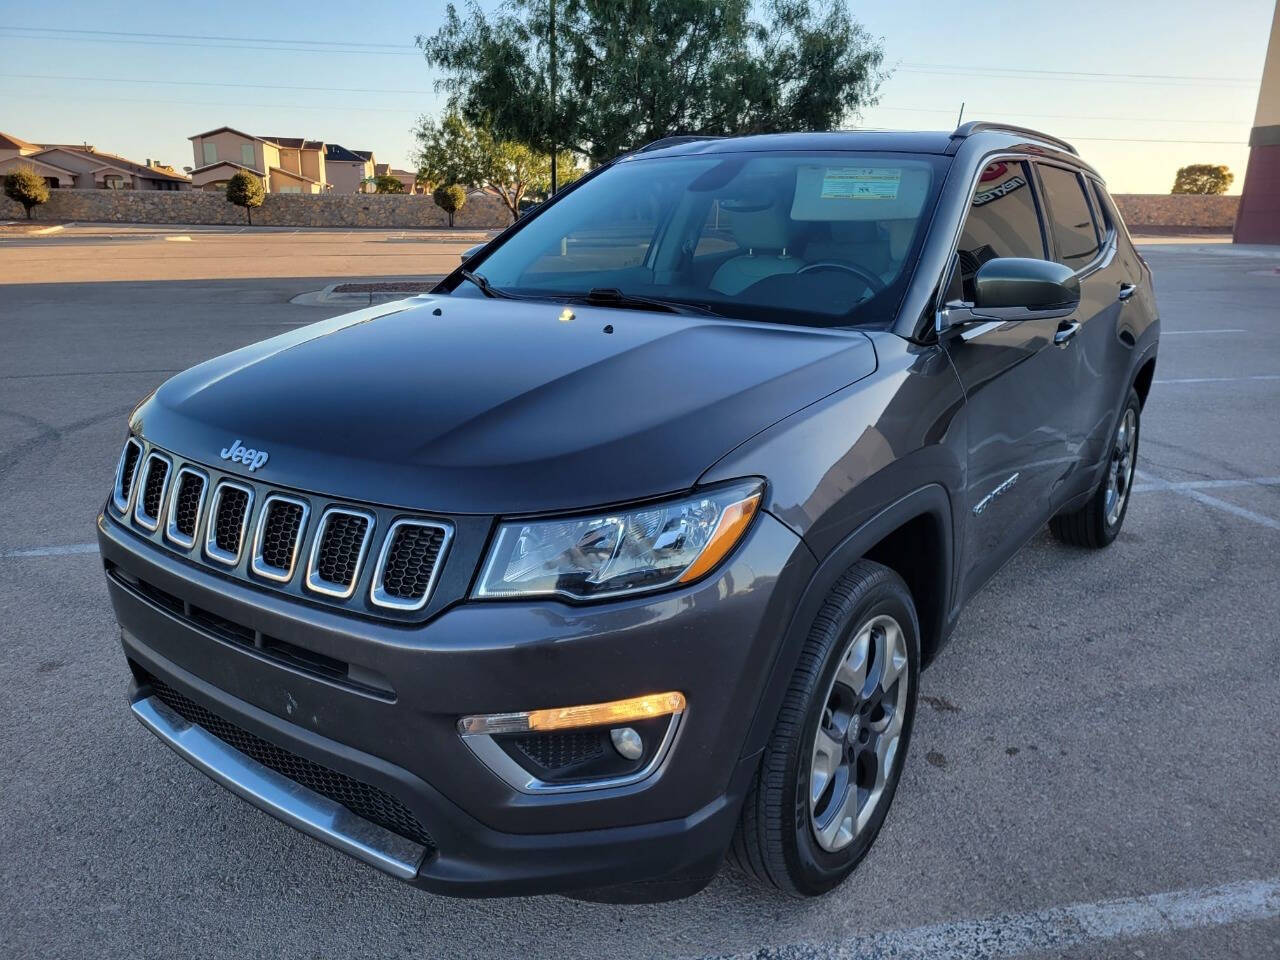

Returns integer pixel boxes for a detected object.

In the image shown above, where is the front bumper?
[99,507,813,898]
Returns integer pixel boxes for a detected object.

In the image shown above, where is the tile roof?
[0,131,40,151]
[33,145,191,182]
[325,143,367,163]
[189,160,264,176]
[189,126,264,143]
[264,137,326,150]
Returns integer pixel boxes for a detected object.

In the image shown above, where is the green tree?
[433,183,468,226]
[418,0,885,167]
[4,165,50,220]
[415,110,580,221]
[226,171,266,224]
[364,173,407,194]
[1171,164,1233,195]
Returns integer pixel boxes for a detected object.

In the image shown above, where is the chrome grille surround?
[113,437,144,514]
[370,519,454,612]
[305,507,376,600]
[250,494,311,584]
[204,480,255,567]
[164,466,208,550]
[132,452,173,532]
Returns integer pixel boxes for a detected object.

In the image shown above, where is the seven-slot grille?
[132,453,172,531]
[306,509,375,599]
[165,467,207,549]
[371,520,452,611]
[251,495,309,582]
[110,439,452,615]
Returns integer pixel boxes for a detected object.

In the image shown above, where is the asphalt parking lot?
[1,226,1277,959]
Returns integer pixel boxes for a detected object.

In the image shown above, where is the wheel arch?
[1133,354,1157,408]
[741,484,954,761]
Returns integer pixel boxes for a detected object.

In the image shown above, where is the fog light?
[610,726,643,760]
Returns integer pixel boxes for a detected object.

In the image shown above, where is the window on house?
[241,143,255,167]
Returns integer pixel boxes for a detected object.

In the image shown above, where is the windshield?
[452,151,948,327]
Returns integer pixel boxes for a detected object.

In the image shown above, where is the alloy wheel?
[1105,407,1137,527]
[808,614,910,852]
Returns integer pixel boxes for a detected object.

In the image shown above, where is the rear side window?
[1038,164,1101,268]
[955,160,1045,299]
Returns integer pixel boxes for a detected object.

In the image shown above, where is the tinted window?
[1089,179,1117,235]
[459,152,947,328]
[1039,165,1101,268]
[955,160,1044,300]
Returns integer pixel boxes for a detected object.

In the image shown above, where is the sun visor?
[790,163,932,221]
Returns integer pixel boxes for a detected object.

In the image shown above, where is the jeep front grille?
[133,452,171,531]
[205,481,253,566]
[251,495,309,583]
[108,440,453,618]
[306,508,374,599]
[370,520,452,611]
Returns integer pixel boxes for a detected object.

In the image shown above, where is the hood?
[135,296,878,514]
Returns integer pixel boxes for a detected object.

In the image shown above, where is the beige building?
[188,128,327,193]
[375,162,424,194]
[324,144,376,194]
[0,131,190,190]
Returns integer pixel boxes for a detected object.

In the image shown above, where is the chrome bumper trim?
[131,694,426,880]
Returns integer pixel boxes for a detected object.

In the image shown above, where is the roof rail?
[634,135,724,154]
[950,121,1077,156]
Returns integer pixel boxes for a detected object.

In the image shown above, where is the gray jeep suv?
[98,122,1158,902]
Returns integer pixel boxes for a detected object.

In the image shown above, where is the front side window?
[461,151,947,327]
[954,160,1045,300]
[1038,164,1101,268]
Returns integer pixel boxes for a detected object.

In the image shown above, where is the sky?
[0,0,1272,194]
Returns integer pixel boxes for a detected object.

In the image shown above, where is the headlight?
[475,480,763,600]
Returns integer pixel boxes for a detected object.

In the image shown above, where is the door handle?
[1054,321,1081,346]
[1118,283,1137,302]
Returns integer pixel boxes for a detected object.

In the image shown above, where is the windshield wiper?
[574,287,719,316]
[459,269,523,300]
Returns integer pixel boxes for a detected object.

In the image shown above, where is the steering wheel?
[797,261,886,295]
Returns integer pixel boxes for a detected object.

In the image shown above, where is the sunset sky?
[0,0,1271,194]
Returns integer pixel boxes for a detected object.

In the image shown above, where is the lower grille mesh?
[144,671,434,850]
[514,730,607,771]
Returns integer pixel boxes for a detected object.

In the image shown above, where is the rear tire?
[1050,388,1141,549]
[730,560,920,897]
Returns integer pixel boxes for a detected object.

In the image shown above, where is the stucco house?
[188,128,327,193]
[0,131,190,190]
[324,144,376,194]
[375,162,424,194]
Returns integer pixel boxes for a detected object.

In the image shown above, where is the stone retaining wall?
[1,187,1238,232]
[0,188,515,228]
[1111,194,1238,230]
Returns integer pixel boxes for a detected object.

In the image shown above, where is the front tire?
[1050,388,1141,548]
[730,560,920,897]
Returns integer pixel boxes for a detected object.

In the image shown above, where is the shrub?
[4,165,50,220]
[226,171,266,224]
[432,183,468,227]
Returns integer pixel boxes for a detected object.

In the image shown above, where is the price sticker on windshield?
[820,167,901,200]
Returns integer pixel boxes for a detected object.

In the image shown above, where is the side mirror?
[939,257,1080,331]
[460,243,485,264]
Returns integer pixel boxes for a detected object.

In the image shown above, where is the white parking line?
[1155,374,1280,384]
[0,543,98,559]
[1184,490,1280,532]
[723,877,1280,960]
[1131,476,1280,493]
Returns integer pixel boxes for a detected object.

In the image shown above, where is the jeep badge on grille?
[220,438,269,472]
